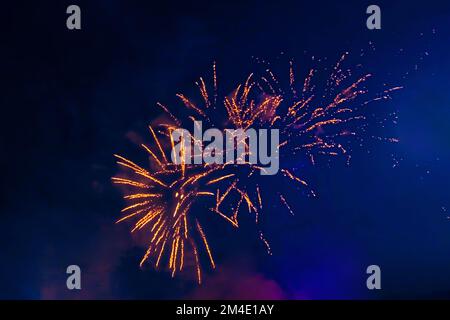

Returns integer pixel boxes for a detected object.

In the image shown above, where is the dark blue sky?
[1,0,450,299]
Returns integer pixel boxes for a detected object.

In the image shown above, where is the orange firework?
[113,54,401,283]
[113,132,226,283]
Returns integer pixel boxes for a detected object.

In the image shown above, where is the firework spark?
[113,54,400,283]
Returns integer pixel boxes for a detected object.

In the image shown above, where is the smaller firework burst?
[113,125,264,283]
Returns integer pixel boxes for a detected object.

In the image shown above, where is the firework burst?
[113,53,401,283]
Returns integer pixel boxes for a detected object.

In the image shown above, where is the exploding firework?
[113,53,401,283]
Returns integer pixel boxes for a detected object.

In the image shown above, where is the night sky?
[2,0,450,299]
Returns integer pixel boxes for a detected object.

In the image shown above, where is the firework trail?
[113,53,401,283]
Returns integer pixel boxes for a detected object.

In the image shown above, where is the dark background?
[1,0,450,299]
